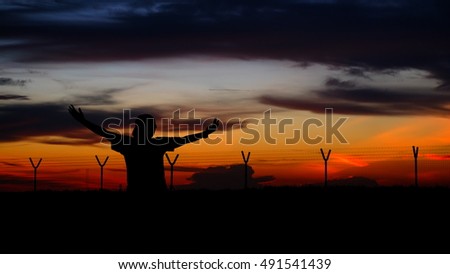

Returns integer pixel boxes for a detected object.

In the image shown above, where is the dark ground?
[1,186,449,254]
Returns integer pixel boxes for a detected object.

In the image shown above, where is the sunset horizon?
[1,0,450,191]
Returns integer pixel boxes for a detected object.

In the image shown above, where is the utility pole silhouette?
[165,153,179,191]
[95,155,109,191]
[412,146,419,187]
[29,157,42,192]
[320,149,331,188]
[241,151,251,189]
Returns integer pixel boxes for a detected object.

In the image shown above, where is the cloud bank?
[187,164,275,190]
[1,0,449,88]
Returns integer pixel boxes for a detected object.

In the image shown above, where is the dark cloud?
[325,77,355,89]
[0,103,165,144]
[1,1,449,87]
[0,103,243,144]
[186,164,275,190]
[316,88,432,104]
[208,88,253,92]
[31,136,98,145]
[0,94,29,100]
[343,67,371,79]
[260,87,450,116]
[68,88,124,106]
[0,161,24,167]
[0,103,99,143]
[0,77,29,86]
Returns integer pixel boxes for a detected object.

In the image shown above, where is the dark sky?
[1,0,449,88]
[1,0,450,144]
[1,1,450,189]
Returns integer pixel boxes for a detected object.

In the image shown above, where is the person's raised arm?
[68,105,120,141]
[172,118,219,145]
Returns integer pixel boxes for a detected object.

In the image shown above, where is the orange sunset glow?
[1,1,450,192]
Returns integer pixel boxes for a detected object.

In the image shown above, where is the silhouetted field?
[1,186,449,254]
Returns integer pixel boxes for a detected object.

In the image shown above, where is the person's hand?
[68,105,86,123]
[205,118,219,135]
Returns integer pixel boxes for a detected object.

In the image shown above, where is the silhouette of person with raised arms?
[68,105,218,193]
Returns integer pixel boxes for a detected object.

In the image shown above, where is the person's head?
[132,114,156,141]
